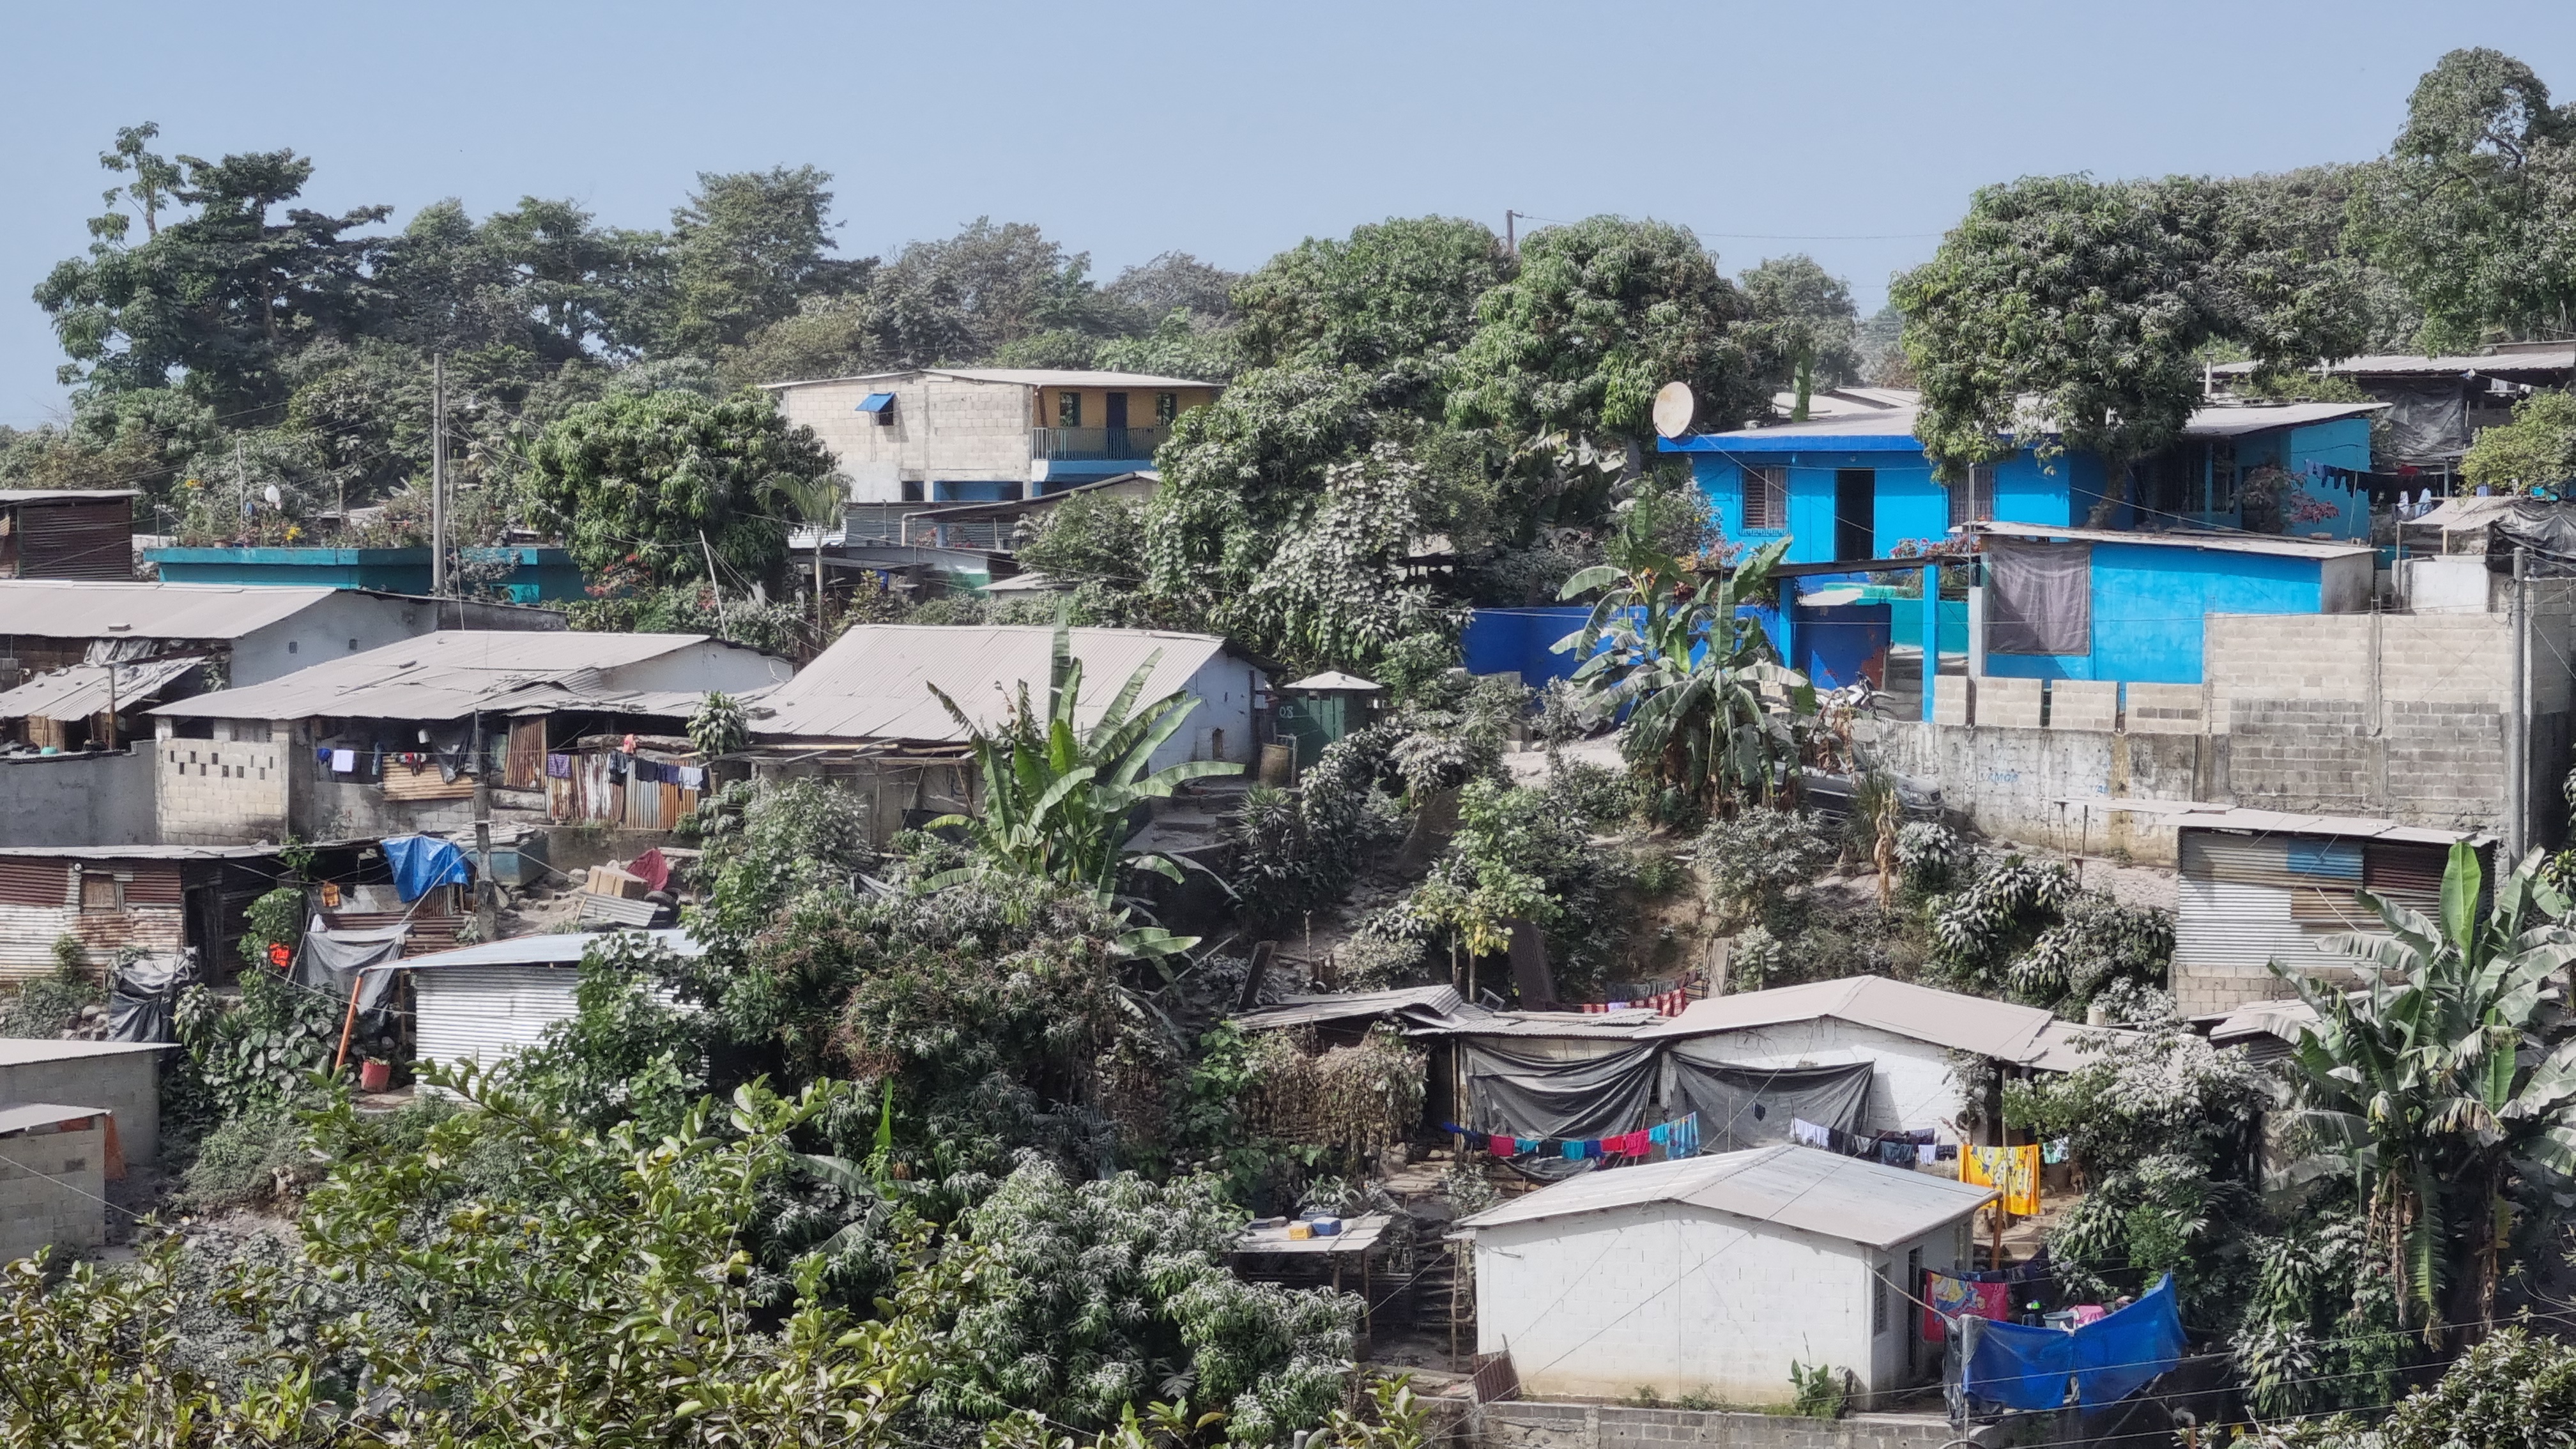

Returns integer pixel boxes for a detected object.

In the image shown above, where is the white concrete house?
[0,1039,172,1165]
[765,368,1221,504]
[1458,1145,1994,1406]
[1639,977,2100,1145]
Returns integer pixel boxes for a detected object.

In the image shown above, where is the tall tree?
[863,218,1105,367]
[2351,49,2576,349]
[521,388,830,594]
[665,166,866,355]
[36,142,390,412]
[1445,215,1759,469]
[1232,216,1512,394]
[1736,254,1860,420]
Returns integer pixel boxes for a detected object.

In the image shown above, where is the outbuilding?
[1457,1144,1995,1406]
[0,1039,172,1165]
[0,1103,118,1265]
[374,928,703,1081]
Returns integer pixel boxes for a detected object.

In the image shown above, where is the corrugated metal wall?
[17,500,134,581]
[0,903,75,977]
[414,965,581,1073]
[545,751,700,829]
[2178,831,2460,976]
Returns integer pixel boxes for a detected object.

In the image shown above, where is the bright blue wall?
[1981,542,2323,683]
[1684,445,2074,563]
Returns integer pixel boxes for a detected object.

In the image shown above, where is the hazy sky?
[3,1,2573,427]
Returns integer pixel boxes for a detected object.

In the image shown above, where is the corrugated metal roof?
[151,631,755,721]
[2409,496,2522,532]
[1968,522,2375,560]
[0,843,291,861]
[1637,976,2064,1064]
[1281,671,1384,693]
[753,625,1238,743]
[2208,996,2321,1046]
[1234,985,1464,1031]
[0,490,138,504]
[0,1103,112,1137]
[505,688,763,719]
[2211,349,2576,377]
[0,656,205,721]
[378,927,702,972]
[2170,808,2482,847]
[0,580,340,640]
[1418,1002,1667,1038]
[0,1039,175,1066]
[1456,1144,1995,1248]
[2180,402,2384,436]
[765,367,1220,391]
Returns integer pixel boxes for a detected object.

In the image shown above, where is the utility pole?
[1505,210,1519,258]
[471,710,496,942]
[431,353,447,597]
[2510,546,2530,861]
[233,440,249,540]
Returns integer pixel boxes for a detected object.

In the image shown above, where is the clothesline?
[1445,1110,1701,1163]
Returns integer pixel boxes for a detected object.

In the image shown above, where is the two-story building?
[765,367,1222,507]
[1669,392,2382,563]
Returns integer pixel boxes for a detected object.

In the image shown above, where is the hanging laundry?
[1791,1117,1834,1149]
[1925,1271,1980,1338]
[1489,1133,1514,1156]
[2041,1138,2070,1165]
[1561,1141,1583,1161]
[545,753,574,780]
[677,765,707,789]
[1515,1137,1538,1155]
[330,749,356,773]
[1963,1145,2043,1216]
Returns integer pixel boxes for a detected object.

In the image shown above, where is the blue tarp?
[1959,1273,2186,1411]
[383,836,471,903]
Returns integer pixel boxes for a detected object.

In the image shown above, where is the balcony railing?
[1031,425,1170,463]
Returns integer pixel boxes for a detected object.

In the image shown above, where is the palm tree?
[1554,530,1814,813]
[2273,841,2576,1349]
[769,472,848,641]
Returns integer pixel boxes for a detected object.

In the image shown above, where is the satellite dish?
[1652,381,1696,440]
[262,484,282,508]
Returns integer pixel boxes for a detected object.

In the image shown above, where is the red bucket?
[359,1059,393,1092]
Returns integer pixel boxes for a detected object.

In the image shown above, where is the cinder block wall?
[0,1121,107,1265]
[156,726,290,845]
[0,1055,162,1165]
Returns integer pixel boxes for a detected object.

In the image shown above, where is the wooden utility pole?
[1505,210,1519,257]
[431,354,447,596]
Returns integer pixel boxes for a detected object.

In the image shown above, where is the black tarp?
[2488,498,2576,578]
[1459,1039,1660,1142]
[1984,539,2091,655]
[295,921,407,1013]
[106,949,184,1044]
[1663,1048,1872,1152]
[2373,380,2470,464]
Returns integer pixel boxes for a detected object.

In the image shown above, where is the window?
[1742,465,1787,530]
[2211,440,2239,511]
[1154,392,1179,425]
[79,873,121,910]
[1873,1265,1889,1336]
[1056,392,1083,429]
[1948,463,1996,528]
[900,480,924,503]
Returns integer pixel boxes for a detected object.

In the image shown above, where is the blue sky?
[3,0,2573,427]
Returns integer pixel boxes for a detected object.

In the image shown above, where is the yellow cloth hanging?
[1962,1144,2041,1216]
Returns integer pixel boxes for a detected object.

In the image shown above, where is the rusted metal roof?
[1233,985,1464,1031]
[1456,1144,1996,1248]
[753,624,1239,743]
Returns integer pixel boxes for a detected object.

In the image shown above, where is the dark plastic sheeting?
[1663,1048,1872,1152]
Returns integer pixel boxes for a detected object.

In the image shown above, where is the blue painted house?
[1665,394,2382,564]
[1645,392,2386,698]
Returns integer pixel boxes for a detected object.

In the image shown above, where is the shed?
[375,929,702,1080]
[2165,808,2485,1017]
[0,1103,117,1265]
[0,1041,170,1165]
[0,491,136,581]
[1458,1144,1994,1405]
[1276,671,1383,766]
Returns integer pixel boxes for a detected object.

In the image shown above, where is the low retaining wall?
[1475,1402,1957,1449]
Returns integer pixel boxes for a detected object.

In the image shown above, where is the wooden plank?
[383,762,477,801]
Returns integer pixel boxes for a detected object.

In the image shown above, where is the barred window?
[1949,462,1996,528]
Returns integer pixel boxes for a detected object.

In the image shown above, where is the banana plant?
[2272,840,2576,1348]
[924,621,1239,958]
[1553,530,1814,813]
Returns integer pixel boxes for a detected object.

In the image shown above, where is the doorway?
[1835,469,1876,560]
[1105,392,1130,457]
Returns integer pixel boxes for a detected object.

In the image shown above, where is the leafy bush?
[1400,778,1632,996]
[2377,1328,2576,1449]
[2005,891,2174,1010]
[1787,1361,1846,1419]
[168,969,344,1131]
[1332,935,1427,991]
[1893,822,1959,893]
[239,885,305,968]
[1693,808,1835,932]
[2005,1023,2262,1178]
[1308,1027,1425,1170]
[0,944,100,1039]
[175,1101,312,1211]
[1728,924,1782,993]
[2230,1206,2401,1421]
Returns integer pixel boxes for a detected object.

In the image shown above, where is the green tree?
[863,218,1108,367]
[523,388,829,594]
[2272,841,2576,1347]
[664,165,868,355]
[1234,216,1510,390]
[1446,216,1759,467]
[36,138,391,411]
[1736,254,1860,420]
[2461,390,2576,494]
[769,469,851,635]
[2350,49,2576,349]
[1556,528,1811,813]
